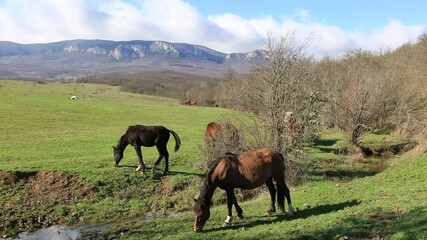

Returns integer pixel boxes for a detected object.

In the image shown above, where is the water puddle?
[5,223,110,240]
[4,212,183,240]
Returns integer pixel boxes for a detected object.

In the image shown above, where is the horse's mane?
[127,125,144,131]
[118,125,141,145]
[197,152,239,208]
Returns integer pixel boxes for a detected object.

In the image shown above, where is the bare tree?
[213,68,239,108]
[236,33,321,153]
[389,35,427,136]
[319,44,426,145]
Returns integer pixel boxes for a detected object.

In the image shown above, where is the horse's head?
[112,146,123,166]
[192,197,210,232]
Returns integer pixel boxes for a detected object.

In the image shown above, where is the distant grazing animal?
[193,148,294,232]
[284,111,304,146]
[183,99,197,106]
[204,122,239,143]
[113,125,181,175]
[70,95,78,100]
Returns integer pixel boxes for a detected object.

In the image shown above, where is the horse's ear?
[193,197,197,203]
[112,146,116,150]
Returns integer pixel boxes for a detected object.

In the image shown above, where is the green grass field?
[0,80,426,239]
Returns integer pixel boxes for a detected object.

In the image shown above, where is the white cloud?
[0,0,425,58]
[363,20,425,51]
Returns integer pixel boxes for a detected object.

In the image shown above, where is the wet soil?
[0,171,94,237]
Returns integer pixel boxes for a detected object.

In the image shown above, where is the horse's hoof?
[237,214,244,219]
[222,222,231,228]
[267,209,276,214]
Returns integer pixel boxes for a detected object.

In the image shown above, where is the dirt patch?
[405,138,427,157]
[366,207,406,222]
[358,142,417,158]
[0,170,94,237]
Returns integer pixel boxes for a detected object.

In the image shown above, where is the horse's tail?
[169,130,181,152]
[277,151,286,170]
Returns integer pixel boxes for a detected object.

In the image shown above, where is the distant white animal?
[70,96,78,100]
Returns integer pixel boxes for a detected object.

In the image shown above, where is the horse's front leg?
[134,145,145,173]
[222,189,235,227]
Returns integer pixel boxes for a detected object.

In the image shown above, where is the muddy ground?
[0,171,93,237]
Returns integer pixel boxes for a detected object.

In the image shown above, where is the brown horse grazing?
[205,122,239,143]
[193,148,294,232]
[113,125,181,175]
[183,99,197,106]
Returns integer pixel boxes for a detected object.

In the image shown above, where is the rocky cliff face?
[0,40,265,80]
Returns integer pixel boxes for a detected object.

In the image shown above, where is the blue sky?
[186,0,427,31]
[0,0,426,58]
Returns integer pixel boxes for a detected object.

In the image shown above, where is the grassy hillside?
[0,80,237,236]
[108,153,427,240]
[0,80,425,239]
[0,80,232,172]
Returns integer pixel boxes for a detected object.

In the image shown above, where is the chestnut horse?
[183,99,197,106]
[113,125,181,174]
[193,148,294,232]
[285,111,304,146]
[204,122,239,143]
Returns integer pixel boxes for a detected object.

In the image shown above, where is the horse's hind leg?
[266,178,277,214]
[163,150,169,174]
[276,182,285,214]
[283,182,294,216]
[277,181,294,216]
[134,145,145,172]
[151,152,163,173]
[153,144,169,174]
[232,191,244,219]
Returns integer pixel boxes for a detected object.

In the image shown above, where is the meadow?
[0,80,426,239]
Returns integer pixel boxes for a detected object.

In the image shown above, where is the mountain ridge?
[0,39,264,80]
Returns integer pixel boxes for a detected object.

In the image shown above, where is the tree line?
[79,33,427,151]
[211,33,427,152]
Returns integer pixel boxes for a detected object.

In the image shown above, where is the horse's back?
[238,148,284,171]
[218,148,284,189]
[126,125,170,146]
[205,122,238,141]
[205,122,221,139]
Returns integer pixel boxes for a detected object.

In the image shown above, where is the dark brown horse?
[205,122,239,143]
[193,148,294,232]
[113,125,181,174]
